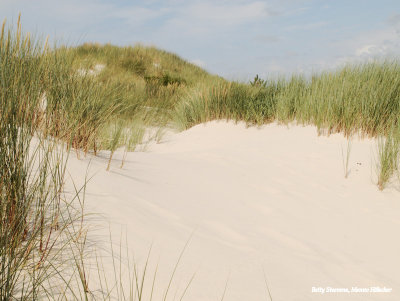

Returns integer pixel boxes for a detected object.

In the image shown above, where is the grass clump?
[174,80,281,129]
[0,17,89,299]
[0,17,198,298]
[176,64,400,188]
[106,121,124,171]
[177,63,400,135]
[377,124,400,190]
[341,139,352,179]
[41,48,122,156]
[45,42,222,163]
[120,122,146,168]
[65,43,218,121]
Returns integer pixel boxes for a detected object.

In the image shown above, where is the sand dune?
[66,121,400,301]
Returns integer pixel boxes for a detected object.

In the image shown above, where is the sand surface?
[66,121,400,301]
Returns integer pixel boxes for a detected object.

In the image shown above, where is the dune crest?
[67,121,400,301]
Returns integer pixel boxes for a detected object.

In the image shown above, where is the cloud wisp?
[1,0,400,79]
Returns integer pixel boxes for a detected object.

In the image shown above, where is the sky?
[1,0,400,80]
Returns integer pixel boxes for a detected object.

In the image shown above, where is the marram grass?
[2,14,400,300]
[0,16,88,299]
[0,17,199,299]
[175,63,400,188]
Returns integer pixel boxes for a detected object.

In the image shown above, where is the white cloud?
[3,0,398,78]
[184,1,272,25]
[190,59,206,67]
[388,13,400,26]
[254,34,281,43]
[348,28,400,59]
[321,13,400,69]
[150,0,278,44]
[355,44,388,57]
[284,21,328,31]
[111,6,170,26]
[304,25,400,74]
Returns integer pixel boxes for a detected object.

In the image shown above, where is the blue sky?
[1,0,400,80]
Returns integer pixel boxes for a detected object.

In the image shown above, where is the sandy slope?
[66,121,400,301]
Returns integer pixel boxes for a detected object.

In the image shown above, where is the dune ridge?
[66,121,400,301]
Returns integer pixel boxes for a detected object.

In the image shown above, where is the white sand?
[66,121,400,301]
[77,63,105,76]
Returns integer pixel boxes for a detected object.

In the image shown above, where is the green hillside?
[66,43,220,116]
